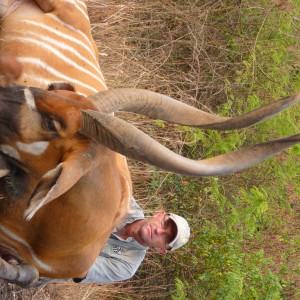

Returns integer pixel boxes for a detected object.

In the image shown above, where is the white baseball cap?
[168,213,190,250]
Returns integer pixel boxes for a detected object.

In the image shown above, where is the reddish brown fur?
[0,0,132,279]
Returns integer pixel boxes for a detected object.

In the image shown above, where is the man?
[74,197,190,283]
[38,197,190,285]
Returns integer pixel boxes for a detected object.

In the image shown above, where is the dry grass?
[90,0,245,106]
[1,0,299,299]
[0,281,138,300]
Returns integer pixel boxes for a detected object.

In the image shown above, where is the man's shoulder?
[128,197,145,218]
[116,198,145,230]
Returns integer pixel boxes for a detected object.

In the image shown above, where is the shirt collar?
[112,217,147,248]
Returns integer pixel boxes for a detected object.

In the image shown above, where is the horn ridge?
[90,89,300,130]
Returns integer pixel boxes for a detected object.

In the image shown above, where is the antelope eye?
[42,117,61,132]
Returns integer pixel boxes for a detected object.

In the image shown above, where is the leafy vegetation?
[123,1,300,299]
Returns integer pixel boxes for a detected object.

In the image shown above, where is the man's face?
[131,212,177,253]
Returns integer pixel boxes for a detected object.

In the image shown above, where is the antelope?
[0,0,299,288]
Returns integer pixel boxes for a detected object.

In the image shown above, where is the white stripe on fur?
[11,37,106,87]
[48,14,95,56]
[24,88,36,110]
[19,57,99,93]
[63,0,89,21]
[16,142,50,156]
[23,20,97,61]
[0,225,54,272]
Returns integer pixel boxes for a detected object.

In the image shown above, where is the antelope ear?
[24,144,98,220]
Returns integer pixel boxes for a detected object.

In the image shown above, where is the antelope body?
[0,0,299,288]
[0,0,129,287]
